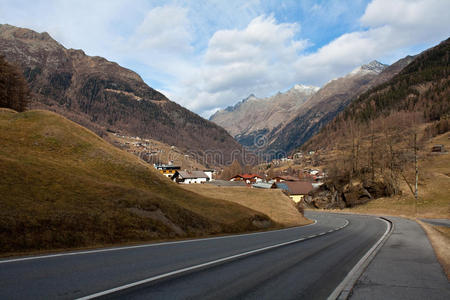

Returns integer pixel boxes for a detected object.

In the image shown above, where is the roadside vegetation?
[181,184,311,227]
[303,38,449,209]
[309,131,449,278]
[417,220,450,279]
[0,109,273,255]
[325,131,449,218]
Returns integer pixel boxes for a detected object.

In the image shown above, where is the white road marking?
[328,217,392,300]
[76,219,350,300]
[0,220,318,264]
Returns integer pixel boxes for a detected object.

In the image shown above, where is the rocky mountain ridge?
[0,24,241,165]
[264,59,410,156]
[210,84,319,147]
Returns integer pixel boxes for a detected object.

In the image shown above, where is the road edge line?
[328,217,393,300]
[0,220,318,265]
[75,219,348,300]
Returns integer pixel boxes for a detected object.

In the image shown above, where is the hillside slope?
[210,85,318,148]
[0,109,272,254]
[181,185,310,227]
[0,24,241,166]
[265,61,397,155]
[306,37,449,151]
[302,37,449,209]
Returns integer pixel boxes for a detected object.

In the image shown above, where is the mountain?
[0,108,271,253]
[302,38,450,209]
[0,24,241,166]
[210,84,319,148]
[263,59,416,156]
[330,37,450,131]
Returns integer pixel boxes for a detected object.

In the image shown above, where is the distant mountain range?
[0,24,241,165]
[264,59,415,155]
[305,36,449,152]
[209,84,319,148]
[211,58,417,157]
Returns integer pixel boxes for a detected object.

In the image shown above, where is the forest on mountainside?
[302,38,449,208]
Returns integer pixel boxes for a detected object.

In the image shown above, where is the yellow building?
[154,164,181,178]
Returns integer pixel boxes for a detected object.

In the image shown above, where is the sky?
[1,0,449,118]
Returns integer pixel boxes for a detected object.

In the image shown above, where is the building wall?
[160,170,176,177]
[289,194,304,203]
[204,171,213,181]
[181,178,208,184]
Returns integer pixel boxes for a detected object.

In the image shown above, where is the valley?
[0,6,449,299]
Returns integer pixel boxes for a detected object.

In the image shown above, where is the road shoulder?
[350,216,450,299]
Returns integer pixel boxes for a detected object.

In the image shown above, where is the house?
[272,181,313,203]
[229,174,263,184]
[203,169,215,181]
[431,144,447,153]
[154,163,181,178]
[272,175,299,182]
[309,169,320,175]
[172,170,210,184]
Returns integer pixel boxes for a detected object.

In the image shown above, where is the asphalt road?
[0,212,387,300]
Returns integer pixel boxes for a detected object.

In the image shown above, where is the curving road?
[0,212,387,299]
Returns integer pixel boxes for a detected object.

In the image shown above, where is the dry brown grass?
[417,220,450,279]
[0,110,273,254]
[328,132,450,219]
[181,185,311,227]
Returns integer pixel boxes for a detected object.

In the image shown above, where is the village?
[153,161,325,204]
[106,131,332,204]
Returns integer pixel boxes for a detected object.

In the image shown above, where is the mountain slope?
[264,60,416,155]
[210,85,318,148]
[0,24,240,165]
[342,38,449,123]
[302,37,450,209]
[0,109,271,253]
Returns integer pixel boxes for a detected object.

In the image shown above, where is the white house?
[203,169,215,181]
[172,170,210,184]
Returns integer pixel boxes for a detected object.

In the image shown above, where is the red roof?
[231,174,262,179]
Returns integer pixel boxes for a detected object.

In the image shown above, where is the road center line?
[76,219,350,300]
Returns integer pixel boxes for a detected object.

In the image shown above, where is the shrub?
[0,56,30,112]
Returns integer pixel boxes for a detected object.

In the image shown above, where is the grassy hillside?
[337,131,450,218]
[181,185,311,227]
[0,109,272,254]
[299,38,449,209]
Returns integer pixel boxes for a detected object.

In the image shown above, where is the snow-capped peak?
[292,84,320,94]
[349,60,388,76]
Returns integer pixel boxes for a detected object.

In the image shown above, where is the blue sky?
[1,0,449,117]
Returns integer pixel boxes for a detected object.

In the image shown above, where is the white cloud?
[179,0,450,117]
[290,0,450,86]
[1,0,449,119]
[133,6,192,54]
[174,15,309,115]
